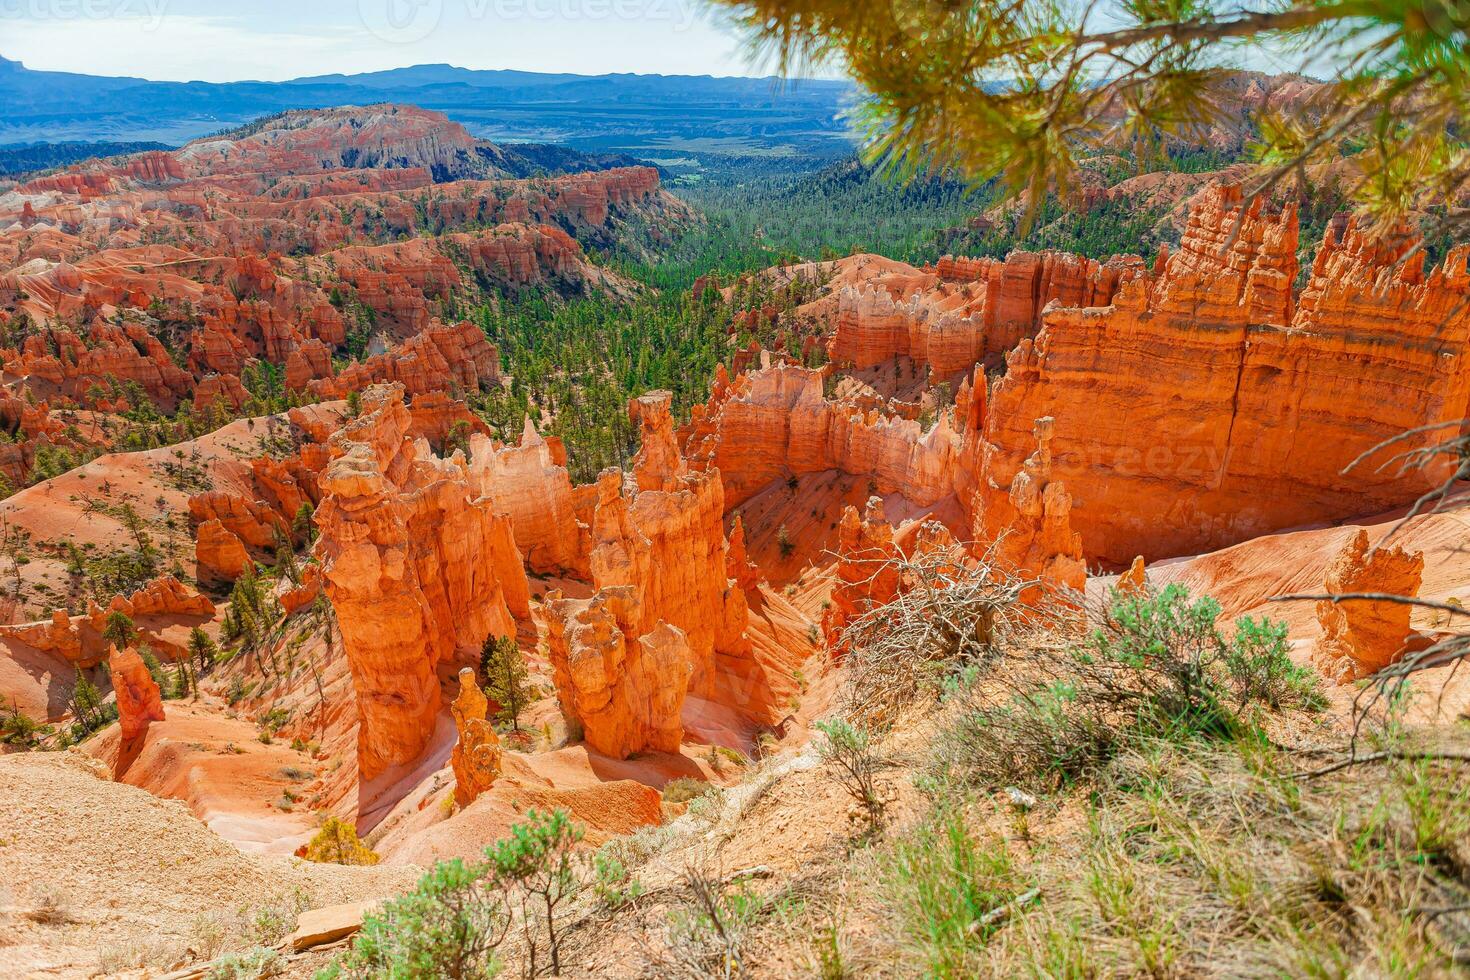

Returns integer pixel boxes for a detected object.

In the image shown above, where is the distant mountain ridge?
[0,55,857,156]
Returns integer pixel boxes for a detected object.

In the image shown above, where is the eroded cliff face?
[976,186,1470,566]
[544,587,692,759]
[822,498,904,651]
[971,417,1087,594]
[0,575,214,668]
[702,185,1470,574]
[462,418,588,577]
[686,362,962,511]
[828,250,1140,376]
[315,384,530,780]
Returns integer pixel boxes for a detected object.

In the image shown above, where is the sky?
[0,0,785,81]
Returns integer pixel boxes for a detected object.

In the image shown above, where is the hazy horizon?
[0,0,848,84]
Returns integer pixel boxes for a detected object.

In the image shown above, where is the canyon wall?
[685,363,961,510]
[977,187,1470,565]
[700,185,1470,572]
[828,250,1141,376]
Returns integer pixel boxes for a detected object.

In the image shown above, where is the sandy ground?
[0,752,418,979]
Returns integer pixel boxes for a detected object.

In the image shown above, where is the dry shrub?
[836,548,1072,729]
[660,860,802,980]
[26,883,71,925]
[663,776,714,804]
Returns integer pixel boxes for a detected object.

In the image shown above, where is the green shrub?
[322,859,508,979]
[1223,616,1326,712]
[814,718,886,837]
[485,809,583,978]
[1,698,48,748]
[479,635,531,732]
[934,585,1323,792]
[591,850,645,910]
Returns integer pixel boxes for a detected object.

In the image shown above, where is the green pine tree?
[480,634,531,733]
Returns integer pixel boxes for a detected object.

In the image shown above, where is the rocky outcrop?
[113,575,215,619]
[975,186,1470,565]
[1117,556,1149,596]
[829,251,1139,375]
[315,384,530,780]
[973,418,1086,595]
[462,418,588,576]
[589,393,751,701]
[313,321,501,401]
[0,576,214,668]
[189,492,288,552]
[194,374,250,416]
[686,363,961,510]
[279,563,324,616]
[450,667,503,806]
[725,516,763,593]
[1312,530,1424,684]
[544,588,692,759]
[110,644,165,741]
[195,520,253,584]
[822,498,904,650]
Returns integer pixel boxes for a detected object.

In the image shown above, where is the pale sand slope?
[0,752,418,979]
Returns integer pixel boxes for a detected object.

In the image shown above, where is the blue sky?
[0,0,784,81]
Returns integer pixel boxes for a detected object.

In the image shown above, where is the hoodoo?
[315,384,530,779]
[1313,530,1426,684]
[545,589,693,759]
[109,644,165,742]
[450,668,503,807]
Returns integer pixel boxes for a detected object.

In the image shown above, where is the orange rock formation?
[823,498,904,650]
[544,588,692,759]
[978,187,1470,565]
[829,250,1139,376]
[972,417,1087,594]
[588,393,752,703]
[109,644,165,741]
[0,576,214,668]
[1312,530,1425,684]
[694,185,1470,577]
[462,418,588,576]
[450,667,503,806]
[315,384,531,780]
[1117,557,1149,596]
[686,362,961,511]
